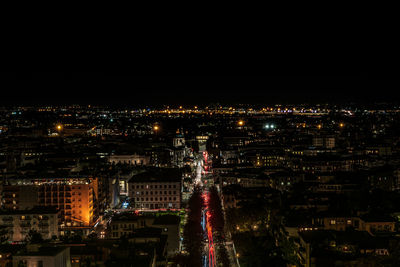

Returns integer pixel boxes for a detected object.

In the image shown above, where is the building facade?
[2,177,99,231]
[0,207,59,242]
[128,169,182,210]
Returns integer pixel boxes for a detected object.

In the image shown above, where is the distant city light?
[56,124,63,131]
[153,125,160,131]
[238,120,244,126]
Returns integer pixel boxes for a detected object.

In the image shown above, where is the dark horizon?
[1,72,399,105]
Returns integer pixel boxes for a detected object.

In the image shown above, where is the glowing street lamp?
[153,125,160,131]
[238,120,244,126]
[56,124,63,131]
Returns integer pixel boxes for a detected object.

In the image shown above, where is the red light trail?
[203,192,216,267]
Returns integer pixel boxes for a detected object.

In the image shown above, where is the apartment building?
[1,177,99,232]
[128,168,181,210]
[0,207,59,242]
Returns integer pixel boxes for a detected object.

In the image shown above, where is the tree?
[25,230,43,244]
[208,187,225,235]
[216,243,230,267]
[279,237,300,266]
[0,225,9,244]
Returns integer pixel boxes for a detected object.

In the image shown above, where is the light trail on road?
[203,192,216,267]
[198,150,216,267]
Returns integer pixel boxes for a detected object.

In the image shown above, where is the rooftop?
[129,168,182,183]
[16,246,68,257]
[0,206,58,215]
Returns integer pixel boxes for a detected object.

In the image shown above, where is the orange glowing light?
[238,120,244,126]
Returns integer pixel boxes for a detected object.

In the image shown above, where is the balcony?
[2,217,13,222]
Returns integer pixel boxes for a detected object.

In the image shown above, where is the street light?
[238,120,244,126]
[56,124,63,131]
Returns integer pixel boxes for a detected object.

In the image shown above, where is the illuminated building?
[13,246,71,267]
[108,154,150,165]
[312,135,335,149]
[128,168,182,209]
[2,177,99,233]
[0,207,59,242]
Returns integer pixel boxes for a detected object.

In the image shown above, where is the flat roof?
[0,206,58,215]
[129,168,181,183]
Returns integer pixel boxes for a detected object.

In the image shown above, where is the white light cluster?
[265,124,275,129]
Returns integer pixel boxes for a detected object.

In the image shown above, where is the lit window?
[330,220,336,225]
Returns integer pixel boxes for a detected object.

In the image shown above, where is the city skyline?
[2,74,400,266]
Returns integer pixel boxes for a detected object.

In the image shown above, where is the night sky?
[1,72,399,105]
